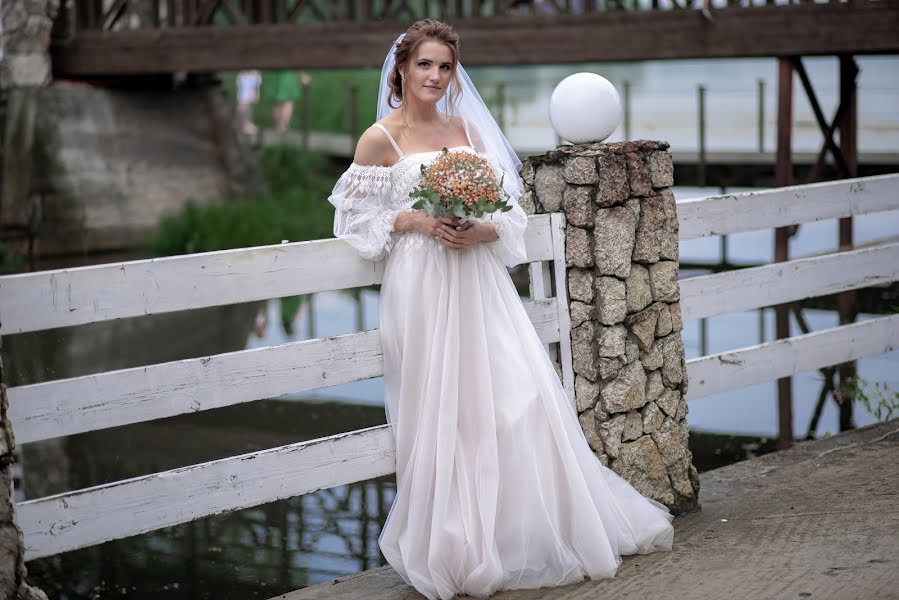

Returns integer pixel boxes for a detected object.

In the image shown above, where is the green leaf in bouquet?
[501,205,513,212]
[452,203,465,218]
[484,203,497,213]
[412,199,425,209]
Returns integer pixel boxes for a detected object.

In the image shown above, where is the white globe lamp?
[549,73,622,144]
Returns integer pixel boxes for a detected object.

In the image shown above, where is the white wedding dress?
[328,123,674,600]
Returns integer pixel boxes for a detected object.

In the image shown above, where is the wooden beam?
[51,3,899,75]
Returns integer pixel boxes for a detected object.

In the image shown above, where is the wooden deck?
[271,419,899,600]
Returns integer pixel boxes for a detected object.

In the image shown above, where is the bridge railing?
[2,172,898,562]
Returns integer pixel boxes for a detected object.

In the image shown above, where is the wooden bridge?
[51,0,899,76]
[1,172,897,596]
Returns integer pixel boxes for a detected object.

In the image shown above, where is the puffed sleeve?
[464,119,529,268]
[327,163,403,261]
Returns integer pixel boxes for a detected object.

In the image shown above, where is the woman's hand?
[396,211,498,249]
[434,218,498,250]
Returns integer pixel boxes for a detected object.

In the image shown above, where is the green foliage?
[220,69,381,134]
[839,376,899,422]
[147,146,337,256]
[0,242,24,274]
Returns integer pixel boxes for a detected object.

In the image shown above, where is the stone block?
[642,340,664,371]
[632,194,666,264]
[625,305,660,351]
[568,268,595,303]
[562,186,594,228]
[646,369,665,402]
[626,152,653,197]
[579,412,605,454]
[569,300,594,329]
[655,303,673,337]
[611,436,674,506]
[565,225,594,268]
[563,156,599,184]
[657,389,680,418]
[601,361,648,414]
[598,357,624,381]
[641,401,664,434]
[534,164,565,211]
[594,205,637,278]
[651,418,691,468]
[571,320,598,381]
[658,333,686,387]
[670,300,683,332]
[596,324,626,359]
[599,413,627,459]
[622,410,643,442]
[575,375,600,413]
[648,260,679,302]
[625,264,652,314]
[595,276,626,325]
[649,150,674,188]
[595,153,628,207]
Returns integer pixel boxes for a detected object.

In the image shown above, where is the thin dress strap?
[460,116,474,148]
[372,123,404,158]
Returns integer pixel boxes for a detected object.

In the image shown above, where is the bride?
[328,19,674,600]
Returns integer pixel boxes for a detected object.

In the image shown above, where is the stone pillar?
[1,336,49,600]
[520,140,700,515]
[1,0,55,596]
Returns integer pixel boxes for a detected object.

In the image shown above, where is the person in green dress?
[262,70,311,135]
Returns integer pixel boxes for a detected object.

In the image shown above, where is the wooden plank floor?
[271,419,899,600]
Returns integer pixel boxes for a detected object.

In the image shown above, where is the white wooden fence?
[2,173,898,562]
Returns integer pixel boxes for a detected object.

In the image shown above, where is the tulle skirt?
[377,232,674,600]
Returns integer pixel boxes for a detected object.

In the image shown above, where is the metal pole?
[774,57,794,450]
[698,85,707,187]
[623,80,631,141]
[758,78,765,153]
[837,54,859,432]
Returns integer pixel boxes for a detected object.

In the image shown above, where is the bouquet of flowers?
[409,148,513,219]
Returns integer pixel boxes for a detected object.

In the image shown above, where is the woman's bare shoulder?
[354,124,396,167]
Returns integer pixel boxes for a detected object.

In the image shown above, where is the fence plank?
[18,424,397,561]
[9,299,560,444]
[680,242,899,322]
[678,174,899,240]
[685,314,899,401]
[0,215,553,335]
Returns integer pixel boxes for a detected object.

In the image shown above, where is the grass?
[147,145,339,256]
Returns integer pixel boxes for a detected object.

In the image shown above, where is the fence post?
[521,139,700,515]
[774,56,794,450]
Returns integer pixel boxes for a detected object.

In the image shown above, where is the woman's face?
[401,40,455,106]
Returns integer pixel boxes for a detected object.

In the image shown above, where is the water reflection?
[29,476,395,599]
[25,399,395,599]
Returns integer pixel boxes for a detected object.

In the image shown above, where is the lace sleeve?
[465,118,529,268]
[328,163,403,261]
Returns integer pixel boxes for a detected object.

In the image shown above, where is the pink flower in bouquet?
[409,148,513,219]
